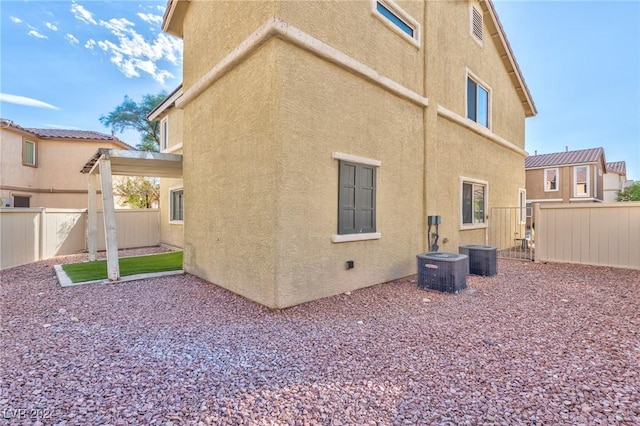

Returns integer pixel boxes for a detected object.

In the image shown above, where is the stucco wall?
[182,45,280,307]
[273,41,424,307]
[159,177,184,249]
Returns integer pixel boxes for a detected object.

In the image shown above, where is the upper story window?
[470,6,483,43]
[466,74,490,128]
[544,168,559,192]
[372,0,420,47]
[574,165,590,197]
[461,178,487,227]
[160,117,169,151]
[23,140,37,167]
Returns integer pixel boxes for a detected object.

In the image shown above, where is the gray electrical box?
[427,215,441,225]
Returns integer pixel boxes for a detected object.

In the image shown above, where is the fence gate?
[489,207,534,261]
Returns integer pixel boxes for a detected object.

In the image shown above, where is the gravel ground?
[1,249,639,425]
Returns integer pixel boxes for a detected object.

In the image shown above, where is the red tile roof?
[525,147,605,169]
[1,118,133,149]
[605,161,626,175]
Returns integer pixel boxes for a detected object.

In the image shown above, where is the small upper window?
[471,6,483,42]
[544,168,559,192]
[23,140,36,167]
[467,75,489,128]
[160,117,169,151]
[372,0,420,46]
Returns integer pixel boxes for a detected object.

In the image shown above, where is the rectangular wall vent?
[472,7,483,42]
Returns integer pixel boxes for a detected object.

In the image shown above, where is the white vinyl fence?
[535,202,640,270]
[0,208,159,270]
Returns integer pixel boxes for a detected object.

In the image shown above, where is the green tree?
[114,177,160,208]
[100,92,166,152]
[617,181,640,202]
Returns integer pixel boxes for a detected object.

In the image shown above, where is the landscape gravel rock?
[1,249,639,425]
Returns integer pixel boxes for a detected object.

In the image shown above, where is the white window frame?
[573,165,590,198]
[470,5,483,46]
[23,139,37,167]
[169,187,184,223]
[544,168,559,192]
[460,177,488,230]
[332,152,382,243]
[518,188,527,224]
[465,69,491,129]
[371,0,421,48]
[160,117,169,151]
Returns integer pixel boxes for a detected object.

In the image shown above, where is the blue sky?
[1,1,639,180]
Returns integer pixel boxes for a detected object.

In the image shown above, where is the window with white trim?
[23,140,36,167]
[544,168,559,192]
[170,188,184,222]
[574,165,589,197]
[372,0,420,46]
[338,161,376,235]
[160,117,169,151]
[470,6,483,43]
[526,202,532,218]
[462,179,487,226]
[466,74,489,128]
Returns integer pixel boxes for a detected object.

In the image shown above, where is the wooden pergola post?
[98,156,120,281]
[87,173,98,262]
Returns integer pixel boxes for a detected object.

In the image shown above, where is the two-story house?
[155,0,536,308]
[525,148,606,214]
[0,118,131,208]
[603,161,628,202]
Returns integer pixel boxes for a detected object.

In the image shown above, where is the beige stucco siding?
[425,0,526,146]
[181,1,275,89]
[276,0,424,96]
[273,41,424,307]
[428,116,526,248]
[182,44,280,307]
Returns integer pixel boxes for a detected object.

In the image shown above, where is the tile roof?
[25,127,118,141]
[1,118,133,149]
[525,147,605,169]
[606,161,626,175]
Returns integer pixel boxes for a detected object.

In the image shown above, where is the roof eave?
[147,85,184,121]
[162,0,188,38]
[482,0,537,117]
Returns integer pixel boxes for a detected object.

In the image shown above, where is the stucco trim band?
[331,233,382,243]
[436,104,527,157]
[176,16,429,110]
[332,152,382,167]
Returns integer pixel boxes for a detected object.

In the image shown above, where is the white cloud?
[10,16,22,24]
[28,30,48,39]
[93,17,182,83]
[137,13,163,25]
[0,93,59,110]
[66,34,80,45]
[85,39,96,49]
[45,22,58,31]
[71,1,97,25]
[44,124,82,130]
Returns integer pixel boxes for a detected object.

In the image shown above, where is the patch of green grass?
[62,251,183,283]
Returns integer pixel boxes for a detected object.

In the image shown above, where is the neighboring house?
[603,161,627,202]
[148,85,184,250]
[0,118,131,208]
[156,0,536,308]
[525,147,606,220]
